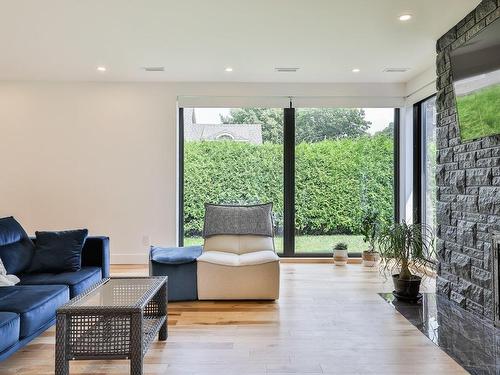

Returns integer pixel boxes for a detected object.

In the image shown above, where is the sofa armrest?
[81,236,110,278]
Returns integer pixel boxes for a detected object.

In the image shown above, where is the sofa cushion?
[203,235,274,255]
[28,229,88,273]
[18,267,101,298]
[0,312,20,353]
[197,250,279,267]
[0,217,35,274]
[0,285,69,338]
[203,203,274,238]
[150,246,202,265]
[239,251,280,266]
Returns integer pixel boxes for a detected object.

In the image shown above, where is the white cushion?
[203,235,274,255]
[197,251,239,266]
[197,260,280,300]
[239,251,279,266]
[0,257,19,286]
[0,258,6,276]
[197,250,279,267]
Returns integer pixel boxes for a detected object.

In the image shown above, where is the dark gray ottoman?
[149,245,202,301]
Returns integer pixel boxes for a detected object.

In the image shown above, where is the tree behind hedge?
[184,135,393,237]
[220,108,371,144]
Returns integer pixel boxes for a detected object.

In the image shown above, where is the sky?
[194,107,394,135]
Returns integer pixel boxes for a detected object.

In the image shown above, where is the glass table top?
[66,277,165,309]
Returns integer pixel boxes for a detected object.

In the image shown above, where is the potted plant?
[333,242,348,266]
[360,209,380,267]
[378,222,434,301]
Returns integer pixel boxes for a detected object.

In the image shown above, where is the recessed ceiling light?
[142,66,165,72]
[275,67,300,73]
[96,66,107,72]
[383,67,410,73]
[352,68,360,73]
[399,14,412,21]
[225,67,233,72]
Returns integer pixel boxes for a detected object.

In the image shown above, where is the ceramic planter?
[333,249,348,266]
[362,250,380,267]
[392,274,422,300]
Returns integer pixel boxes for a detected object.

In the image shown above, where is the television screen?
[450,19,500,141]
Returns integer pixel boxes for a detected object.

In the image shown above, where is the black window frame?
[413,95,436,226]
[178,106,401,257]
[413,95,438,265]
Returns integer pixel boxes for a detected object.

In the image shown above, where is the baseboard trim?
[111,253,148,264]
[280,257,362,264]
[110,254,363,265]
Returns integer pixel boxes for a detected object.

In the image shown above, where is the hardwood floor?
[0,264,466,374]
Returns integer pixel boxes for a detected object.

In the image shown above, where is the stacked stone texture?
[436,0,500,321]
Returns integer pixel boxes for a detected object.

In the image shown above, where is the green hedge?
[184,135,394,236]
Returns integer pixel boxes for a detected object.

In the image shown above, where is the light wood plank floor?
[0,264,466,375]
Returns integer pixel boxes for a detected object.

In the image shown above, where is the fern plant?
[333,242,348,251]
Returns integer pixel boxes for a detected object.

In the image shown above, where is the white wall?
[0,82,178,263]
[405,66,437,106]
[0,81,405,263]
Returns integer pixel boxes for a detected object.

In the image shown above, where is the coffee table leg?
[55,314,69,375]
[159,282,168,341]
[130,313,143,375]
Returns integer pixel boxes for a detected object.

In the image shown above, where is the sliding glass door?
[422,97,437,236]
[180,107,284,253]
[180,106,398,256]
[413,96,437,261]
[294,108,396,255]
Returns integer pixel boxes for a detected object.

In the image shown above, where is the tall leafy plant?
[360,209,380,252]
[377,222,434,280]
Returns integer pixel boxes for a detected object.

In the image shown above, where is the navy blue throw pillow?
[28,229,88,273]
[0,216,36,274]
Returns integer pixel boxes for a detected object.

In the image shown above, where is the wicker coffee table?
[55,276,168,375]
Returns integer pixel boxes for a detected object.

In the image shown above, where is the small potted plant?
[378,222,434,301]
[333,242,348,266]
[360,209,380,267]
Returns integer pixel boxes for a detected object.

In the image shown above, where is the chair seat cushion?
[150,246,202,265]
[18,267,101,297]
[197,250,279,266]
[0,285,69,338]
[240,251,280,266]
[0,312,20,352]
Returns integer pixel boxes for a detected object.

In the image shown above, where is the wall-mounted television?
[450,19,500,141]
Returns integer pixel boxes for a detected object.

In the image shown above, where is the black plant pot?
[392,274,422,301]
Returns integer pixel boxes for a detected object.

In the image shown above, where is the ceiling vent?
[275,67,299,73]
[142,66,165,72]
[383,67,410,73]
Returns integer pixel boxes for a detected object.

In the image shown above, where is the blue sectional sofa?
[0,217,109,361]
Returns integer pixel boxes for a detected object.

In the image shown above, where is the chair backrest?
[202,203,275,254]
[204,234,274,255]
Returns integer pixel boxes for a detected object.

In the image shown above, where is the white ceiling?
[0,0,480,83]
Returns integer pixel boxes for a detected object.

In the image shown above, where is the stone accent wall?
[435,0,500,321]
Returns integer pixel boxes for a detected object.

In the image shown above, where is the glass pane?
[422,97,437,258]
[71,278,160,307]
[294,108,395,254]
[183,108,284,253]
